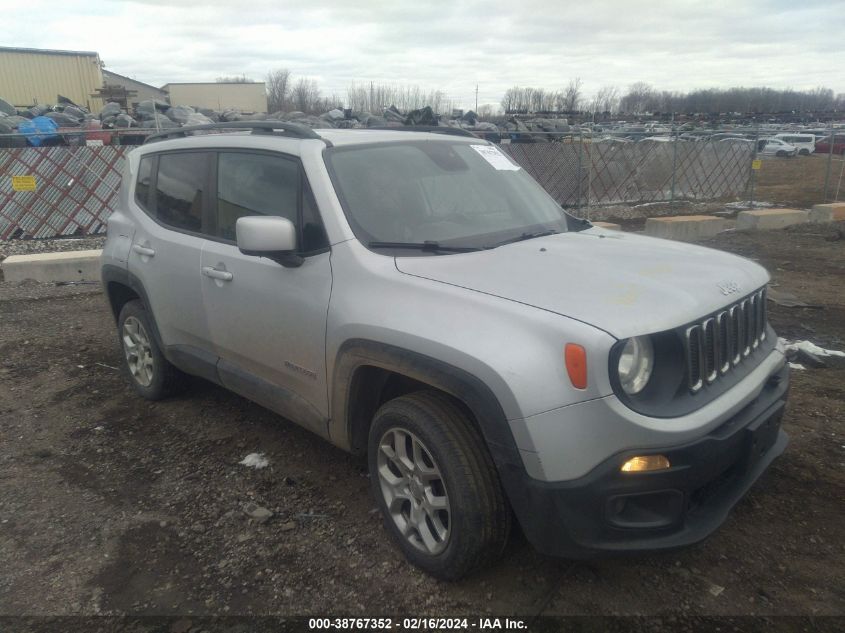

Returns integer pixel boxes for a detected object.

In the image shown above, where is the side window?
[216,152,299,241]
[215,151,329,252]
[155,152,209,233]
[135,155,153,212]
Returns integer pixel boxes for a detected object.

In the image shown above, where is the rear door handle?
[132,244,156,257]
[202,266,233,282]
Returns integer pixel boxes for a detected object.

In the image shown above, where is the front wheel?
[776,150,787,157]
[368,391,511,580]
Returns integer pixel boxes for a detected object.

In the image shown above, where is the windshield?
[325,141,570,250]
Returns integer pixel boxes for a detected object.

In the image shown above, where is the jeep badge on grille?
[717,280,741,296]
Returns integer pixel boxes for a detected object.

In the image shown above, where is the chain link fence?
[0,144,126,239]
[497,133,754,213]
[0,126,842,240]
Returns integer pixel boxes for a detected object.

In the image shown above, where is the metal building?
[102,70,168,108]
[0,46,104,112]
[161,82,267,113]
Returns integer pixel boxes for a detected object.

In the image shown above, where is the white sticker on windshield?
[470,144,521,171]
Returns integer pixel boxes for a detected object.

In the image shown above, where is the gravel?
[0,235,106,262]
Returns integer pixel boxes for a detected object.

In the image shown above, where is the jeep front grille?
[685,288,767,393]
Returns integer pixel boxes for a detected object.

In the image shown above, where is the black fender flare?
[329,339,523,472]
[101,263,165,350]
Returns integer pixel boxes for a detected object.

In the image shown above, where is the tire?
[799,149,809,156]
[776,150,786,157]
[117,299,187,400]
[368,390,511,580]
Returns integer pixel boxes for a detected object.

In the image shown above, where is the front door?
[200,150,333,435]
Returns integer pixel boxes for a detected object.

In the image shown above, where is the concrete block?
[736,208,808,231]
[1,249,102,283]
[591,221,621,231]
[808,206,834,223]
[812,202,845,221]
[644,215,728,241]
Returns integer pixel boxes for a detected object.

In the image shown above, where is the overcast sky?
[3,0,843,109]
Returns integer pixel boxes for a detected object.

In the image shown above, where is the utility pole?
[475,84,478,112]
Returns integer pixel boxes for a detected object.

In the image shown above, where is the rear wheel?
[799,149,810,156]
[368,391,511,580]
[117,300,187,400]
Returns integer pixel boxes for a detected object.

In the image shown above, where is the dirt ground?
[0,224,843,620]
[753,153,844,209]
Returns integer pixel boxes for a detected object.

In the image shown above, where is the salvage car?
[815,134,845,155]
[773,133,816,156]
[102,122,790,579]
[757,137,798,157]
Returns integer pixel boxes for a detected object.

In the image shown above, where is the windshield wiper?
[484,229,559,249]
[368,241,480,253]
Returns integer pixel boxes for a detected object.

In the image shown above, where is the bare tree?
[215,75,255,83]
[476,103,498,119]
[346,81,453,114]
[620,82,656,114]
[266,68,292,113]
[292,78,321,114]
[592,85,619,114]
[563,78,583,112]
[500,86,516,113]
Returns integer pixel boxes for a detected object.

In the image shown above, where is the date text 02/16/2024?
[307,618,528,630]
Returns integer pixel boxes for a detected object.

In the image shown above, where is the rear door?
[200,150,333,434]
[127,150,213,352]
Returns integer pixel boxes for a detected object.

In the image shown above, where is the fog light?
[620,455,670,473]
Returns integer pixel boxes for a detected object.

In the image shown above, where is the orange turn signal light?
[565,343,588,389]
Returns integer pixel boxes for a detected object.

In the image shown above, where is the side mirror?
[236,216,302,268]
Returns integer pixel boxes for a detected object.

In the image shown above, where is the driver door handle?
[132,244,156,257]
[202,266,234,282]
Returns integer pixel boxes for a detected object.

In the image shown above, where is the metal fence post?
[748,127,759,208]
[669,126,679,210]
[585,130,592,216]
[823,123,834,202]
[576,130,583,213]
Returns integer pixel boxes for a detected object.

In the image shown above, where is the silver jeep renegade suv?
[101,122,789,579]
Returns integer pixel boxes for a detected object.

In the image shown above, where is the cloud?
[3,0,843,109]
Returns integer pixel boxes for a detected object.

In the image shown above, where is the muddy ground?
[0,224,843,619]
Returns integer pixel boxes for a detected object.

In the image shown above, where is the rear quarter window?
[135,155,154,212]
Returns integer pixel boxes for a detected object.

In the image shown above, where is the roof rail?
[368,125,479,139]
[143,121,327,145]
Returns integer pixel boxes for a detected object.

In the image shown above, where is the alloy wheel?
[377,427,451,555]
[122,316,154,387]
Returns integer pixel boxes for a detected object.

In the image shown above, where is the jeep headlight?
[618,336,654,395]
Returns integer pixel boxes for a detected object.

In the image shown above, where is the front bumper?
[502,362,789,558]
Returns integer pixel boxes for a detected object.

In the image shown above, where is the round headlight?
[618,336,654,395]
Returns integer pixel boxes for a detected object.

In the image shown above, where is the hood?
[394,228,770,339]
